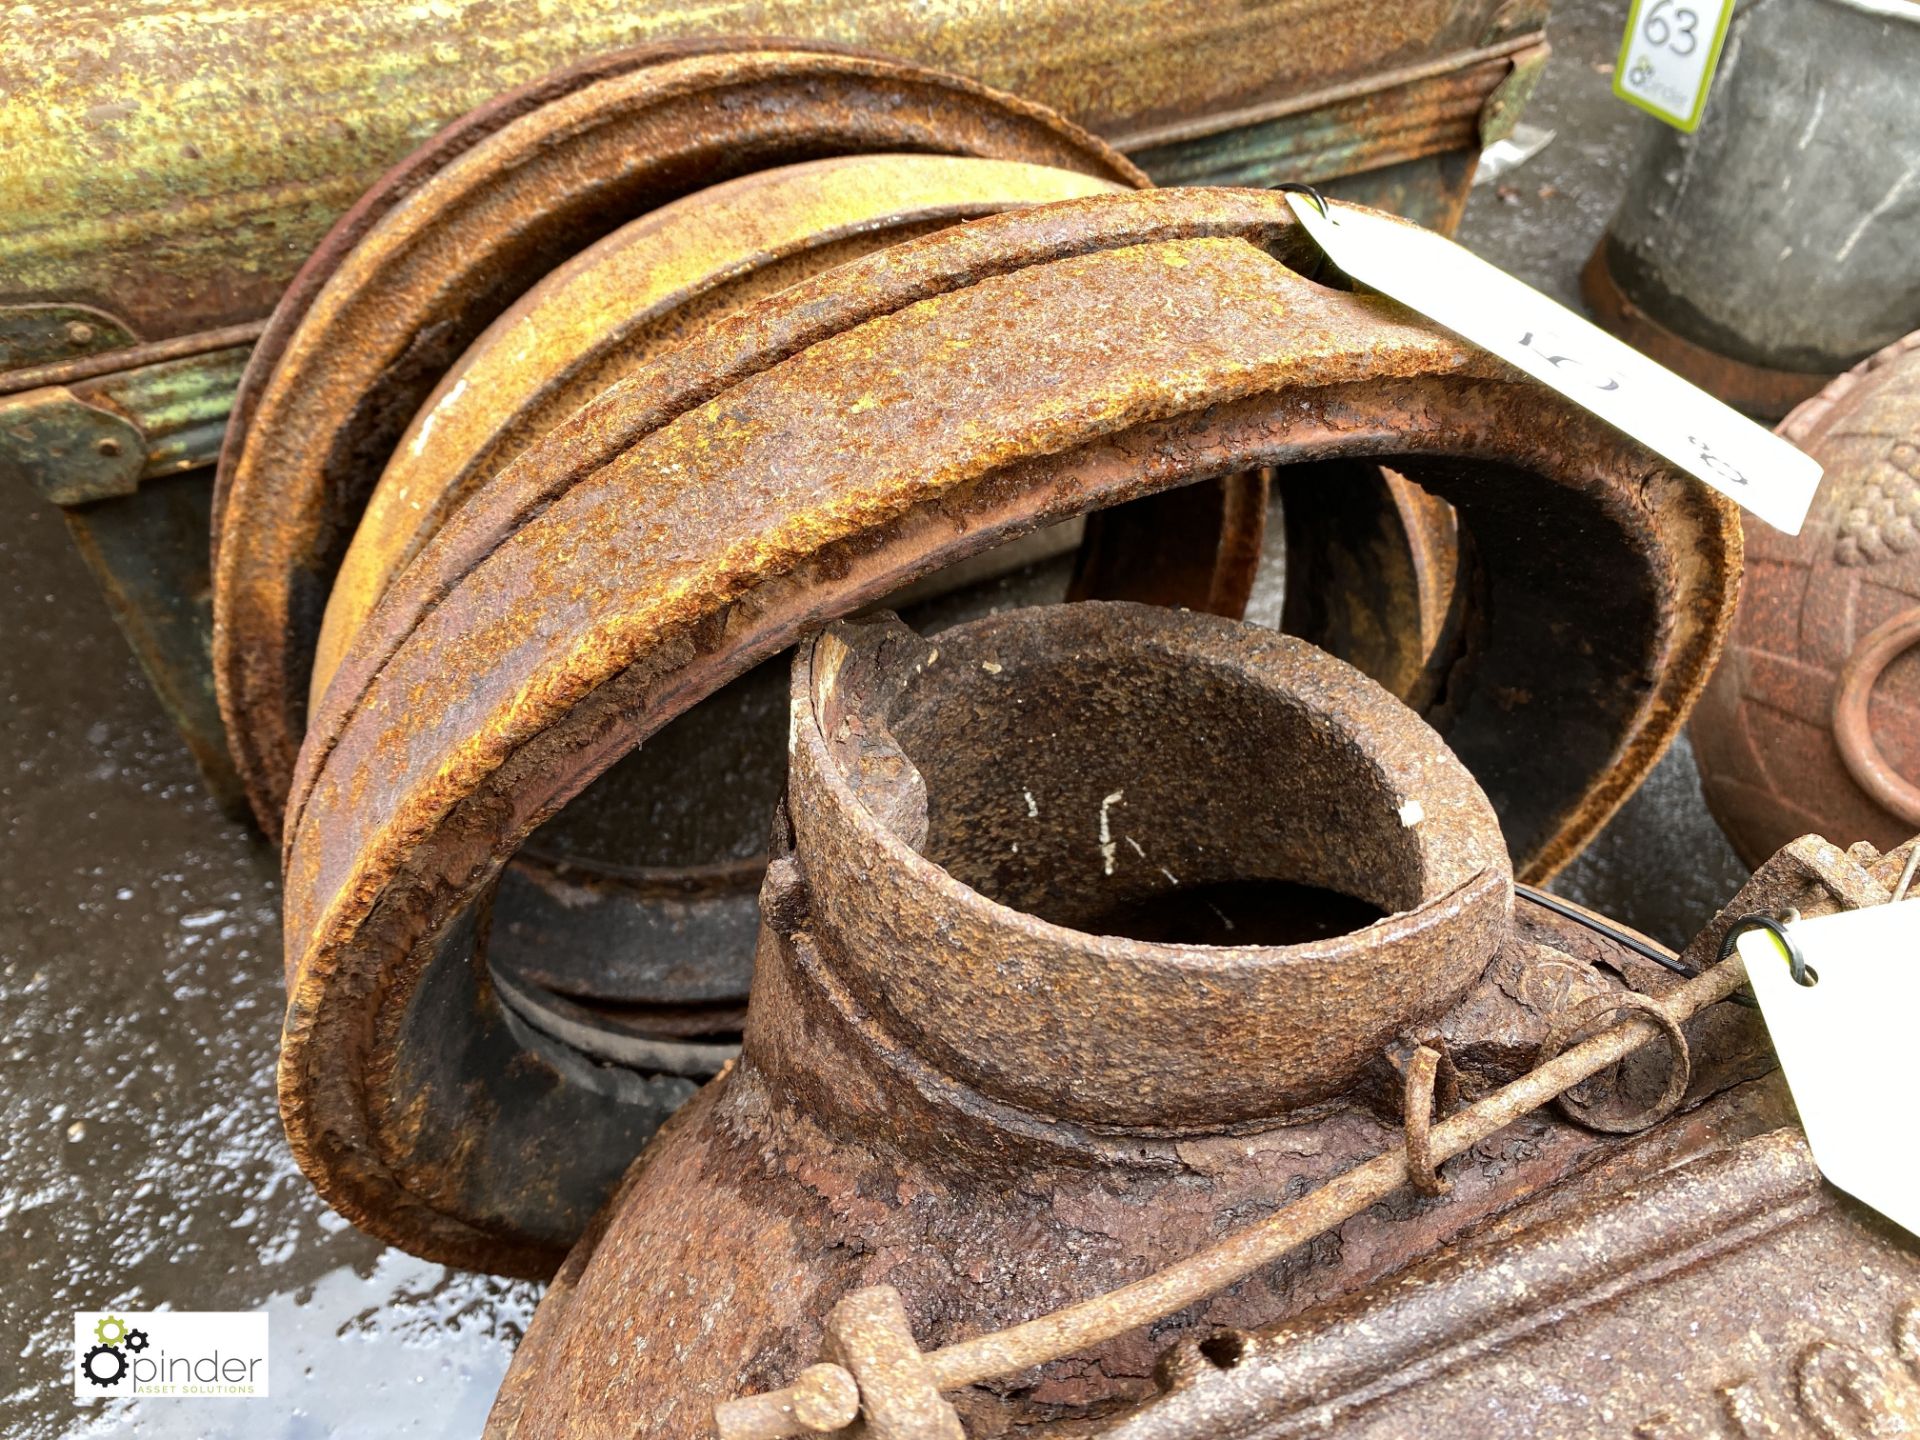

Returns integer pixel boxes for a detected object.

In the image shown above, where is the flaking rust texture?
[2,1,1545,345]
[273,186,1738,1276]
[482,603,1794,1439]
[1103,837,1920,1440]
[303,155,1130,710]
[212,46,1145,835]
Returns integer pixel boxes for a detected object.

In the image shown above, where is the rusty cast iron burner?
[480,602,1852,1439]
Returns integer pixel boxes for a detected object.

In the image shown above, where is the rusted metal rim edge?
[1509,479,1741,883]
[1776,327,1920,446]
[793,609,1512,1143]
[491,968,741,1076]
[282,190,1321,845]
[1580,241,1835,422]
[794,610,1512,1082]
[781,858,1509,1160]
[1107,33,1545,152]
[219,53,1141,825]
[292,380,1725,942]
[213,50,1143,839]
[211,41,743,552]
[510,846,768,896]
[210,34,1134,548]
[278,376,1732,1275]
[307,156,1133,712]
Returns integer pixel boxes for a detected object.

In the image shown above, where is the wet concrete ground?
[1,2,1751,1433]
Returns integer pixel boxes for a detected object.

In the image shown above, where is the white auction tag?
[1740,902,1920,1236]
[1612,0,1738,133]
[1282,193,1822,535]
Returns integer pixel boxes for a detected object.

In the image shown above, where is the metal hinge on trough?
[0,387,146,505]
[0,340,255,505]
[1479,41,1553,148]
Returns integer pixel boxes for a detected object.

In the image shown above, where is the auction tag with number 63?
[1613,0,1738,133]
[1281,193,1822,535]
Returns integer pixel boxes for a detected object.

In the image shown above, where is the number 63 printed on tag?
[1613,0,1738,132]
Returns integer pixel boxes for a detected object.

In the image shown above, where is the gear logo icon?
[81,1343,127,1388]
[77,1313,145,1391]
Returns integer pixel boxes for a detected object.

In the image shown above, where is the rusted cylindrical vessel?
[1693,331,1920,865]
[484,603,1783,1438]
[1582,0,1920,418]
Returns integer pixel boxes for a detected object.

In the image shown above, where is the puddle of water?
[68,1254,535,1439]
[0,459,535,1440]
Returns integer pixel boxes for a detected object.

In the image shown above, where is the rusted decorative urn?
[1693,332,1920,866]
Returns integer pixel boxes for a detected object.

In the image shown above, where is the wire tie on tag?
[1719,911,1814,987]
[1271,182,1330,217]
[1272,184,1334,285]
[1518,883,1759,1007]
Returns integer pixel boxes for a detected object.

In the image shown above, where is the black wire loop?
[1270,181,1330,216]
[1516,884,1760,1008]
[1718,912,1813,987]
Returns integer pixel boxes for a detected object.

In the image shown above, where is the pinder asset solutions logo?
[73,1311,268,1399]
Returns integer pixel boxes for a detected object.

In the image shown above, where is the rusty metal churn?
[1693,331,1920,865]
[483,600,1920,1438]
[1583,0,1920,418]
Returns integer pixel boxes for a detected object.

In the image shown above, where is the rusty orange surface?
[308,153,1128,708]
[274,188,1739,1275]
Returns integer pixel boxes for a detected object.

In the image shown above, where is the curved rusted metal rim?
[306,153,1132,713]
[1272,461,1466,714]
[286,143,1255,1029]
[278,190,1739,1276]
[210,38,797,557]
[279,142,1258,1016]
[212,33,1129,550]
[212,46,1145,837]
[792,605,1512,1133]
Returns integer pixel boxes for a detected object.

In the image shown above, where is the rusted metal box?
[0,0,1548,809]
